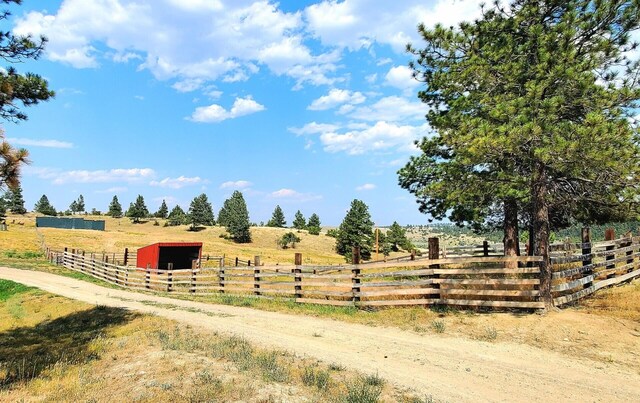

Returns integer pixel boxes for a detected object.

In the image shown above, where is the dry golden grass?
[0,280,427,402]
[1,212,408,265]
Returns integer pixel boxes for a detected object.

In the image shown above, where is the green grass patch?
[0,279,33,302]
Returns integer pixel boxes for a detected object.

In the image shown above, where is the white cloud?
[13,0,340,90]
[220,180,252,190]
[349,96,425,122]
[288,122,340,136]
[189,96,265,123]
[134,95,144,100]
[356,183,376,191]
[319,121,430,155]
[95,186,128,194]
[6,137,74,149]
[308,88,365,111]
[150,176,203,189]
[269,188,322,202]
[172,78,205,93]
[385,65,421,93]
[305,0,485,52]
[27,167,155,185]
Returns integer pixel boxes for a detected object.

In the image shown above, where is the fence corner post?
[190,259,197,293]
[428,238,441,301]
[605,228,616,279]
[294,253,303,300]
[124,247,129,267]
[145,264,151,289]
[582,227,593,289]
[167,263,174,292]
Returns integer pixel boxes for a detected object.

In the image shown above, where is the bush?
[308,226,321,235]
[278,232,301,249]
[326,228,339,238]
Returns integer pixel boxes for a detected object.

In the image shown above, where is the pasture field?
[1,212,639,398]
[0,279,425,402]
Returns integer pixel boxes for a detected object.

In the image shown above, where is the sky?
[2,0,487,226]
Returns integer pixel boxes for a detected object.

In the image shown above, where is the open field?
[1,213,408,265]
[0,278,423,402]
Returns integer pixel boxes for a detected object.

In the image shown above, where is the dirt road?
[2,267,639,402]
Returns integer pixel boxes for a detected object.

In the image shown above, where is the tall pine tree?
[8,185,25,214]
[335,199,374,261]
[292,210,306,230]
[108,195,123,218]
[127,195,149,223]
[187,193,215,230]
[34,194,56,216]
[155,199,169,219]
[307,213,321,235]
[223,190,251,243]
[402,0,640,305]
[267,205,286,227]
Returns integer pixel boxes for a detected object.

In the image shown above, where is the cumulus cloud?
[356,183,376,191]
[288,122,340,136]
[189,96,265,123]
[13,0,341,90]
[307,88,366,111]
[269,188,322,202]
[349,96,425,122]
[319,121,429,155]
[150,176,203,189]
[220,180,252,190]
[6,137,74,149]
[27,167,155,185]
[385,65,421,93]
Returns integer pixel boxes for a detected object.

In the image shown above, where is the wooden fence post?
[235,257,239,267]
[219,263,225,294]
[410,250,416,261]
[625,231,634,273]
[605,228,616,279]
[351,247,361,265]
[429,238,441,300]
[351,266,361,305]
[190,260,197,293]
[254,256,261,296]
[146,264,151,289]
[294,253,303,299]
[167,263,173,292]
[483,240,489,257]
[582,227,592,289]
[124,248,128,266]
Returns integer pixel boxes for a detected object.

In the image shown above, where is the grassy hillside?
[2,213,411,265]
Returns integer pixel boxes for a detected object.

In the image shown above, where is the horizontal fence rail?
[39,228,640,310]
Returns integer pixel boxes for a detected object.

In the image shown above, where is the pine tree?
[267,205,286,227]
[0,1,54,190]
[108,195,123,218]
[34,194,56,216]
[292,210,306,230]
[127,195,149,223]
[8,185,26,214]
[218,202,229,227]
[167,205,187,226]
[307,213,321,235]
[155,199,169,219]
[402,0,640,305]
[76,195,85,213]
[335,199,374,261]
[224,190,251,243]
[187,193,215,230]
[386,221,414,252]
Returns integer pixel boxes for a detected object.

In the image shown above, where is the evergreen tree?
[386,221,414,252]
[402,0,640,305]
[155,199,169,219]
[8,185,26,214]
[307,213,321,235]
[0,1,54,190]
[167,205,187,226]
[335,199,374,261]
[218,202,229,227]
[76,195,85,213]
[187,193,215,230]
[127,195,149,223]
[107,195,123,218]
[34,194,56,216]
[278,232,301,249]
[224,190,251,243]
[292,210,306,230]
[69,200,78,214]
[267,205,286,227]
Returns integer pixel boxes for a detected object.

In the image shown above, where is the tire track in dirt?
[2,267,639,402]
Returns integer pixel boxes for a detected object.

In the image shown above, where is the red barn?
[136,242,202,270]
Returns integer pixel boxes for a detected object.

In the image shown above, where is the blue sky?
[3,0,485,226]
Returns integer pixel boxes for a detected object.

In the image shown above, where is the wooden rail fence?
[39,229,640,310]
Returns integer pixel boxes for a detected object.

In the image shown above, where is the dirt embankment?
[2,266,639,402]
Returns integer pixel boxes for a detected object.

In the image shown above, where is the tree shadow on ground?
[0,306,139,388]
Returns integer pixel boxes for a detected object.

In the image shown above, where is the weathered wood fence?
[41,230,640,310]
[550,229,640,306]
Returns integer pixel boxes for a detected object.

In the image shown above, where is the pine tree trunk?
[532,161,552,308]
[503,197,520,269]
